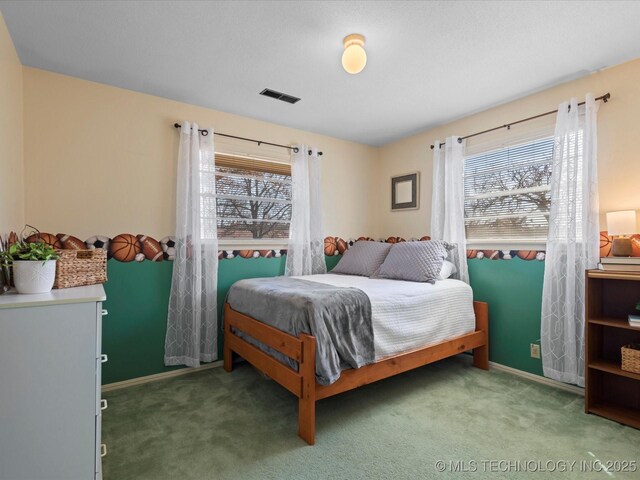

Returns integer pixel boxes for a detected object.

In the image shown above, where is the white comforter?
[294,274,476,361]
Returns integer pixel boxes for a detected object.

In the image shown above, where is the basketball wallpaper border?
[1,230,633,263]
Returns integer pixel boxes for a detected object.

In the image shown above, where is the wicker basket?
[53,249,107,289]
[621,344,640,375]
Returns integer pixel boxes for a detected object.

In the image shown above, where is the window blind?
[200,154,292,241]
[464,137,554,243]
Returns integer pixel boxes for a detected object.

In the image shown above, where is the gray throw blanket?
[226,277,374,385]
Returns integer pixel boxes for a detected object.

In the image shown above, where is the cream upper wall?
[19,51,640,242]
[22,67,379,241]
[376,57,640,240]
[0,12,23,233]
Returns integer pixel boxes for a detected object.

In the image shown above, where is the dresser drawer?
[95,413,103,476]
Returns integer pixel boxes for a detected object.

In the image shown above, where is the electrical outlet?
[530,343,541,359]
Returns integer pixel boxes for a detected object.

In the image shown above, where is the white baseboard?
[101,356,583,397]
[101,360,223,392]
[489,360,584,396]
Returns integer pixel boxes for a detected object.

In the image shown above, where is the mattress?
[293,274,476,361]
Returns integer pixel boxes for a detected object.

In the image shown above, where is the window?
[464,137,554,244]
[201,154,292,242]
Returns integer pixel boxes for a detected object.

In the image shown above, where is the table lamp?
[606,210,637,257]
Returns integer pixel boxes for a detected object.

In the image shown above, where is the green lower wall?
[102,255,542,384]
[102,255,341,384]
[468,258,545,376]
[102,261,177,384]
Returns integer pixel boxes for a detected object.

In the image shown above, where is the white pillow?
[438,260,457,280]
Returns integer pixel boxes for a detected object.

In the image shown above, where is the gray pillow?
[331,241,393,277]
[376,241,452,283]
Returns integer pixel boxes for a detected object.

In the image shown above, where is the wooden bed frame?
[223,301,489,445]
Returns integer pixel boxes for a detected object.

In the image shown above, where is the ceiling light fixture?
[341,34,367,75]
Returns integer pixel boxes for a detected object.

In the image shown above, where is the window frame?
[205,152,292,248]
[463,135,555,250]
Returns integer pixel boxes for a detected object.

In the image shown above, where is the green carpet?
[102,357,640,479]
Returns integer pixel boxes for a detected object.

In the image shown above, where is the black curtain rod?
[429,92,610,150]
[173,123,323,156]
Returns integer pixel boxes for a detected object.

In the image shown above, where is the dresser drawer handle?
[101,309,108,316]
[100,444,107,458]
[101,399,108,411]
[101,354,108,364]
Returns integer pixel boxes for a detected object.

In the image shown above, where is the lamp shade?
[342,34,367,74]
[606,210,637,236]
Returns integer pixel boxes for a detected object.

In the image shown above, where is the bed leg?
[472,301,489,370]
[223,304,233,373]
[298,333,316,445]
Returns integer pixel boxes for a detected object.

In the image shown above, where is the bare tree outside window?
[211,165,292,240]
[464,137,554,242]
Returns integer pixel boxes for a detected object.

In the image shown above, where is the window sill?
[217,240,288,251]
[466,241,547,251]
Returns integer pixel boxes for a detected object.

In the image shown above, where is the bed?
[223,272,489,445]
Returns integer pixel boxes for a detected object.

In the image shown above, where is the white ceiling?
[2,0,640,146]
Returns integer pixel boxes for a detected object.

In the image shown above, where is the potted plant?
[0,241,60,294]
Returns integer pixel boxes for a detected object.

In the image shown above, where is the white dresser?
[0,285,107,480]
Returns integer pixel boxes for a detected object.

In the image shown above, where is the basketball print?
[517,250,537,261]
[26,233,62,249]
[57,233,86,250]
[357,236,373,242]
[137,235,163,262]
[599,231,612,257]
[419,235,431,241]
[336,238,348,254]
[631,234,640,257]
[466,249,478,259]
[109,234,142,262]
[324,236,337,256]
[238,250,255,259]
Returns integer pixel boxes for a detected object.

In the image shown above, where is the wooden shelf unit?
[585,270,640,429]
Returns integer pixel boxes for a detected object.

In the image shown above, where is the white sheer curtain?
[431,136,469,284]
[285,145,326,276]
[165,122,218,367]
[541,94,599,387]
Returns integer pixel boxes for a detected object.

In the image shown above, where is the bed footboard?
[223,303,317,444]
[223,300,488,445]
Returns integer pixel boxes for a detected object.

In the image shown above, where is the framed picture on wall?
[391,172,419,211]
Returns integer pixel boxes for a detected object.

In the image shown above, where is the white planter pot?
[12,260,57,294]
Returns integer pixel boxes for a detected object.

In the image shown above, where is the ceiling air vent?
[260,88,301,104]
